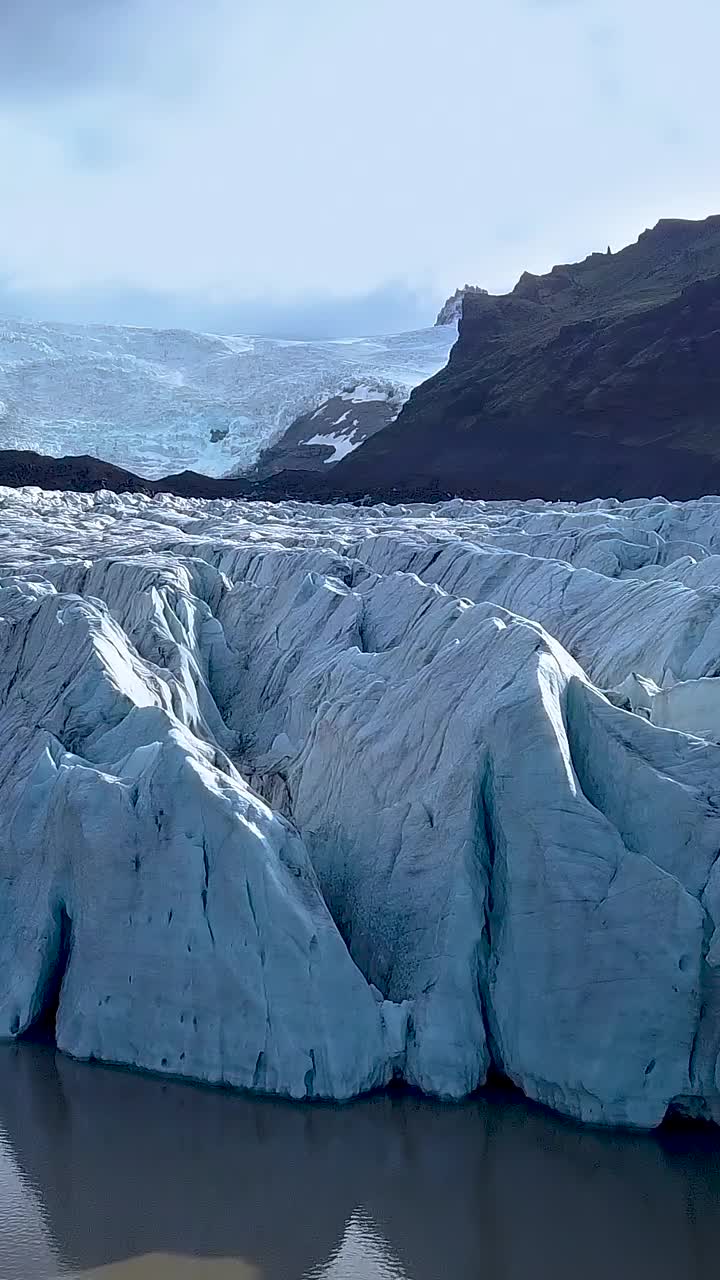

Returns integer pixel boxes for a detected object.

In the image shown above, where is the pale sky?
[0,0,718,336]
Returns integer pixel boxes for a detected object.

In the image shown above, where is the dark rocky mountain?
[327,216,720,502]
[0,449,318,500]
[0,451,155,494]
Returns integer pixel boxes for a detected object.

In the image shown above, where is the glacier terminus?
[1,487,720,1129]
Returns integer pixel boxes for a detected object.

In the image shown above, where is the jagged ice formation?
[1,488,720,1127]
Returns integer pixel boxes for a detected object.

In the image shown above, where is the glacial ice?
[0,319,456,477]
[1,487,720,1127]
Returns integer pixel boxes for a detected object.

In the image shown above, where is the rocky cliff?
[330,216,720,502]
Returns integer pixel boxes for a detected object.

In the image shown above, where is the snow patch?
[303,430,362,462]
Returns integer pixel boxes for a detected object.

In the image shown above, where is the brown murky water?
[1,1042,719,1279]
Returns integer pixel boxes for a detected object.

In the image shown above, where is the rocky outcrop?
[330,216,720,502]
[434,285,488,326]
[248,385,405,479]
[0,448,316,500]
[0,450,155,494]
[1,487,720,1127]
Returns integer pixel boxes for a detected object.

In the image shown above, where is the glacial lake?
[1,1042,719,1280]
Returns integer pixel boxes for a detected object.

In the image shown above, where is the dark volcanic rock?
[0,451,155,495]
[248,388,402,480]
[329,216,720,502]
[0,449,325,502]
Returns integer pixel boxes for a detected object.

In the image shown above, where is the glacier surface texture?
[2,488,720,1128]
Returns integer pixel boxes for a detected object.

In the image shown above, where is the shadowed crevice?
[21,904,72,1045]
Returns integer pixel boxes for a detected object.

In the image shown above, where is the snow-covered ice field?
[0,319,456,477]
[1,486,720,1128]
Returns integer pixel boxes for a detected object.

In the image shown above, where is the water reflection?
[0,1126,63,1280]
[307,1209,409,1279]
[0,1042,718,1279]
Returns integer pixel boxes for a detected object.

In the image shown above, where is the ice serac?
[1,488,720,1126]
[0,587,390,1099]
[434,284,488,326]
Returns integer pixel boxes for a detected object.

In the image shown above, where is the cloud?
[0,278,436,338]
[0,0,218,100]
[0,1,138,98]
[0,0,718,334]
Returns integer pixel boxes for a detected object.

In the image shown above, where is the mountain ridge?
[324,214,720,501]
[3,216,720,503]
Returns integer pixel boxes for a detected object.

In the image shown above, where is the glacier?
[0,318,456,478]
[1,487,720,1127]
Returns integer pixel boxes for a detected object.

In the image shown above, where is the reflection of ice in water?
[0,1128,66,1280]
[307,1207,410,1279]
